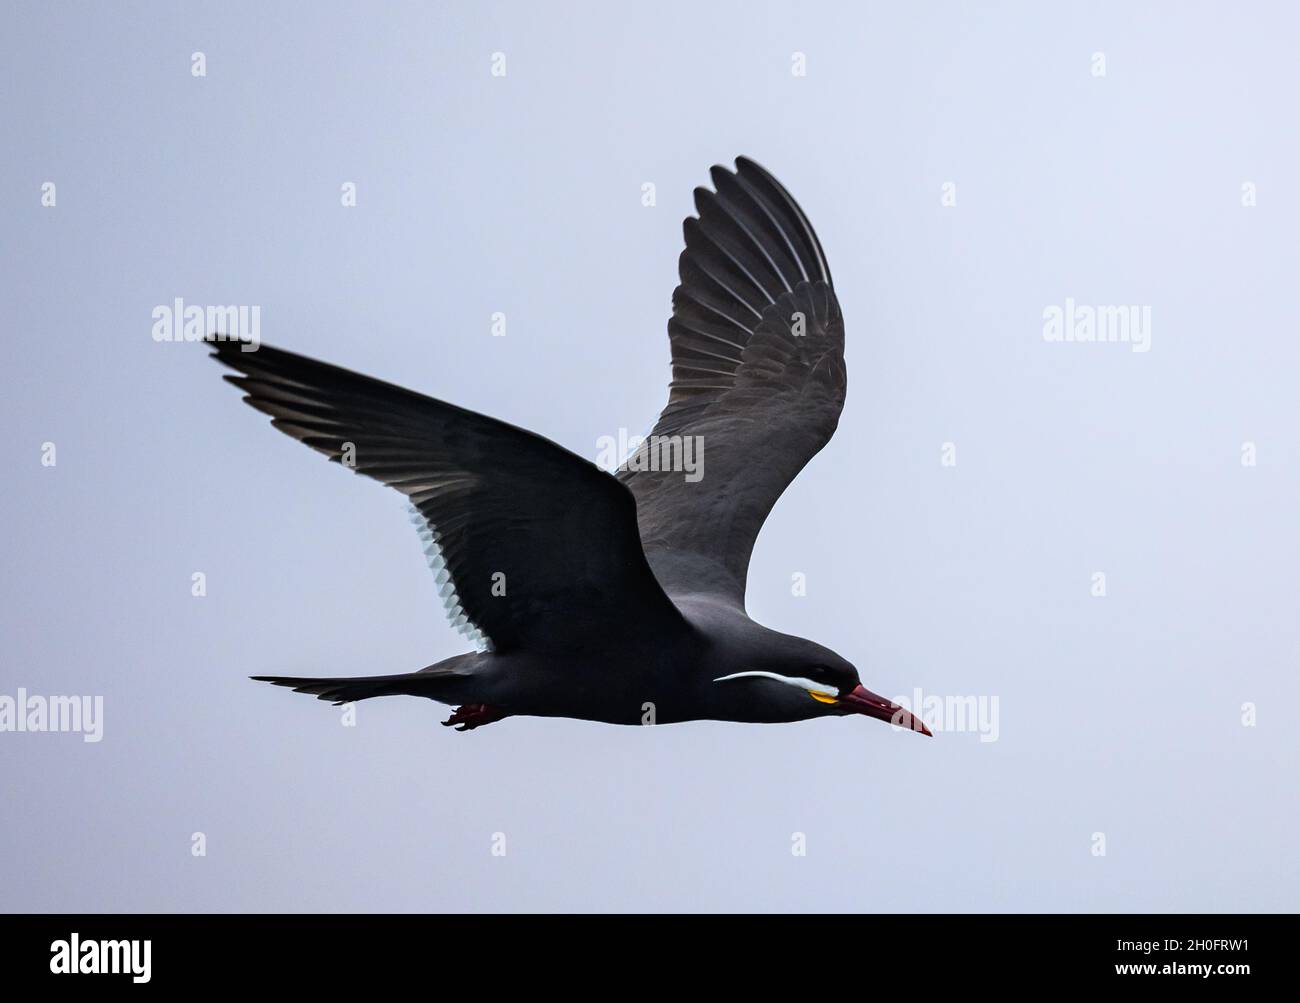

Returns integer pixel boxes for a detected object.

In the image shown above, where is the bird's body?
[210,157,929,736]
[349,598,848,727]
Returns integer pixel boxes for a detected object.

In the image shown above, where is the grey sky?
[2,1,1296,911]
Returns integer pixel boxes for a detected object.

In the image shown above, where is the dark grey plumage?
[621,157,845,604]
[210,157,928,736]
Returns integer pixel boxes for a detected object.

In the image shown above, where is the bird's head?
[712,637,931,735]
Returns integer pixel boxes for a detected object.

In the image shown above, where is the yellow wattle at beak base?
[808,691,838,704]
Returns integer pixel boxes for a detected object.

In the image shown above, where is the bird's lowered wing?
[209,339,690,655]
[618,157,846,607]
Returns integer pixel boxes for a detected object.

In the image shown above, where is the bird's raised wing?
[209,340,690,655]
[618,157,846,607]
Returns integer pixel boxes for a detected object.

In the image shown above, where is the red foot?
[442,704,510,731]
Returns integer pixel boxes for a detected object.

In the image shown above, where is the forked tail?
[250,674,429,706]
[251,655,477,707]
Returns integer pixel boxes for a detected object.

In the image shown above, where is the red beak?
[838,685,932,736]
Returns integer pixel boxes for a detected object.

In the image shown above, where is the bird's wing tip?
[204,334,262,364]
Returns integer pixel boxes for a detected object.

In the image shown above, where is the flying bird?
[208,157,930,736]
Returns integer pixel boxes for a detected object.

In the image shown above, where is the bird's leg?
[441,704,510,732]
